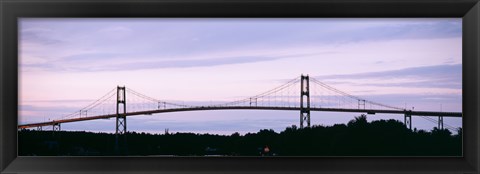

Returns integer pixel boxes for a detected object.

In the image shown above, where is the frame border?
[1,0,479,173]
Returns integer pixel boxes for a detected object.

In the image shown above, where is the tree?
[348,114,368,127]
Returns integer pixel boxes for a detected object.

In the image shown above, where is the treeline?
[18,115,462,156]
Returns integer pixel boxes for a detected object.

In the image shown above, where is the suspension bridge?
[18,75,462,135]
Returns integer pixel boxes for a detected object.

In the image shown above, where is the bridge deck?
[17,106,462,129]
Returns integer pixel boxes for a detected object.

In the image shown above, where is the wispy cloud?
[315,64,461,89]
[22,52,322,72]
[20,104,78,113]
[19,18,461,73]
[20,27,63,45]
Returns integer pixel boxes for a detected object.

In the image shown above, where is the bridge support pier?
[438,116,444,130]
[404,112,412,130]
[300,75,310,128]
[115,86,127,154]
[53,123,61,131]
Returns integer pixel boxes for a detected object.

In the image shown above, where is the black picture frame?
[1,0,479,173]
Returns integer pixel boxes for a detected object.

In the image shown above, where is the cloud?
[22,99,94,103]
[20,29,62,45]
[98,26,132,33]
[97,26,133,39]
[22,52,319,72]
[315,64,462,89]
[20,104,82,114]
[19,19,462,73]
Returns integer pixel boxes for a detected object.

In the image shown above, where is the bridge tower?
[300,75,311,128]
[115,86,127,153]
[438,116,444,130]
[404,111,412,130]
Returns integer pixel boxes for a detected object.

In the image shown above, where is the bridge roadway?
[17,106,463,129]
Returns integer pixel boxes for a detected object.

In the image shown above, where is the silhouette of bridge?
[18,75,462,134]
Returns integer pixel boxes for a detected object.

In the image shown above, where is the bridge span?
[18,106,462,129]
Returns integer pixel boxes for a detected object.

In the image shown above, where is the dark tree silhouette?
[18,115,462,156]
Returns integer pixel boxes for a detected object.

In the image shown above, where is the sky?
[19,18,462,135]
